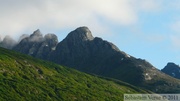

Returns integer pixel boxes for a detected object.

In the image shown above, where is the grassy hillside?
[0,48,150,101]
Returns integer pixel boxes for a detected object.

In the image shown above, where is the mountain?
[0,47,150,101]
[13,29,58,59]
[9,26,180,93]
[161,62,180,79]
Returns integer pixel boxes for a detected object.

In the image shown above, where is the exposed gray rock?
[50,27,95,67]
[66,26,94,41]
[13,30,43,56]
[36,33,58,59]
[13,30,58,59]
[29,29,44,42]
[50,27,138,78]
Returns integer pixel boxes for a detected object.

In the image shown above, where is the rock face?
[51,27,125,73]
[13,29,58,59]
[161,62,180,79]
[10,26,180,93]
[0,35,17,49]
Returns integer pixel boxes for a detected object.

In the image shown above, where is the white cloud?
[0,0,164,39]
[0,0,134,38]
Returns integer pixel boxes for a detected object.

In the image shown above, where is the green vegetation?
[0,48,150,101]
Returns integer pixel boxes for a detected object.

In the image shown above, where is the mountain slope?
[162,62,180,79]
[49,27,180,93]
[12,26,180,93]
[0,47,150,101]
[13,29,58,59]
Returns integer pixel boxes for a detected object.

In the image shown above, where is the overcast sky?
[1,0,180,69]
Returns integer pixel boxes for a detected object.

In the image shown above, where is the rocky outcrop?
[51,27,128,72]
[161,62,180,79]
[36,34,58,59]
[13,29,58,59]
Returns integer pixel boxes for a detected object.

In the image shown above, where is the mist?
[28,29,44,42]
[18,34,29,43]
[0,35,17,49]
[0,29,59,50]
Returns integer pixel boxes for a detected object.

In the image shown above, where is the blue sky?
[0,0,180,69]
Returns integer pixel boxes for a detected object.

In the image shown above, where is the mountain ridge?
[1,26,180,93]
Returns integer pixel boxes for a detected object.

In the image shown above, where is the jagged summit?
[75,26,94,40]
[65,26,94,41]
[13,30,58,59]
[163,62,180,70]
[161,62,180,79]
[30,29,42,37]
[167,62,179,67]
[29,29,43,42]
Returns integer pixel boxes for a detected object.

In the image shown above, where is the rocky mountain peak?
[31,29,42,36]
[65,26,94,41]
[164,62,180,69]
[13,30,59,59]
[29,29,43,42]
[161,62,180,79]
